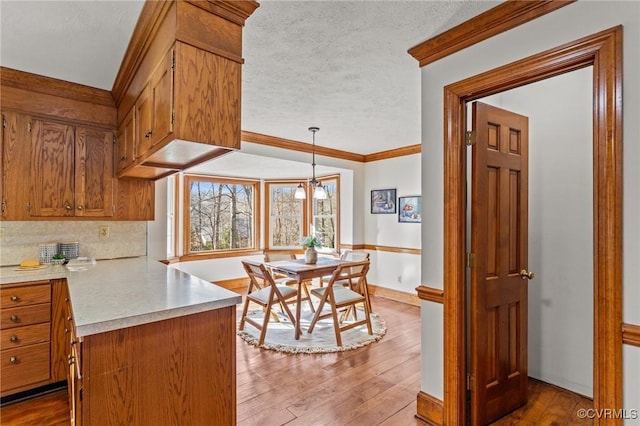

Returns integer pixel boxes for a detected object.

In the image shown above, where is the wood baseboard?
[211,277,249,293]
[368,284,421,307]
[416,391,444,425]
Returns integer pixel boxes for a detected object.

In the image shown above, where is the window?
[312,177,338,250]
[185,175,258,254]
[266,182,304,249]
[266,176,339,251]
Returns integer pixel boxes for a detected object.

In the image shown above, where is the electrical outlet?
[0,227,5,242]
[397,275,402,283]
[99,226,110,240]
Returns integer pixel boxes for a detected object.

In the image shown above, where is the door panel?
[30,120,75,217]
[470,101,529,425]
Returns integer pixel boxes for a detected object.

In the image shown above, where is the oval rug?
[237,307,386,354]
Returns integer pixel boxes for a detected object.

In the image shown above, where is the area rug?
[237,306,386,354]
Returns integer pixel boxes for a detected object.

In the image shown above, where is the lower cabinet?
[69,307,236,425]
[0,279,70,397]
[0,281,52,396]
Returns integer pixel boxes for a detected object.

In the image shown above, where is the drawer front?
[1,283,51,308]
[0,304,51,330]
[0,322,50,348]
[1,342,50,392]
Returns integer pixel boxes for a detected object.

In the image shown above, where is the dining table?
[265,256,354,339]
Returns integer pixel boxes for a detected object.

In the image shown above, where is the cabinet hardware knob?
[10,295,18,301]
[10,315,18,322]
[67,316,73,321]
[10,356,18,364]
[144,130,152,138]
[120,156,126,160]
[77,205,83,211]
[65,205,72,210]
[9,335,18,343]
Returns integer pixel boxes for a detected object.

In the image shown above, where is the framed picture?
[370,189,397,214]
[398,196,422,223]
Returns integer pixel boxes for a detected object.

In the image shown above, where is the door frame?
[443,27,623,424]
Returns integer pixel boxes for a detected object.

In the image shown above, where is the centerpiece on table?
[301,235,322,264]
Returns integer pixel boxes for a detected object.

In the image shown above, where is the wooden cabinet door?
[149,48,174,148]
[2,111,32,220]
[135,85,152,160]
[116,107,135,174]
[50,279,70,383]
[30,119,75,217]
[114,178,155,220]
[174,43,240,149]
[75,127,114,217]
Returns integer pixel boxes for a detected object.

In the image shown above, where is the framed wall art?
[370,189,397,214]
[398,196,422,223]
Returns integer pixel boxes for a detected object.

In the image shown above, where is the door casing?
[442,27,623,424]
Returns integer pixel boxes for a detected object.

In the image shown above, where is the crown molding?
[242,130,421,163]
[408,0,575,67]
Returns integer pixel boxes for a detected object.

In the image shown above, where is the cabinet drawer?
[0,322,50,348]
[1,282,51,308]
[1,342,50,393]
[0,303,51,330]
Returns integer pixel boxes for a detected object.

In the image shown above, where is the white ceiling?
[0,0,498,173]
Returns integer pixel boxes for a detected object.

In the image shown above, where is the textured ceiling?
[0,0,498,156]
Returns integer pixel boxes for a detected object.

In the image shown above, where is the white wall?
[364,154,421,292]
[419,1,640,412]
[480,66,594,397]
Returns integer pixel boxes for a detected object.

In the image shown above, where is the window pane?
[187,178,255,253]
[269,183,303,248]
[313,179,338,249]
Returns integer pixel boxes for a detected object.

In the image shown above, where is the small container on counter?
[59,241,80,260]
[38,243,58,264]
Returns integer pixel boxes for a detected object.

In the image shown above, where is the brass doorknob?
[520,269,535,280]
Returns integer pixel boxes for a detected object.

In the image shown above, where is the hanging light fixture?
[294,126,327,200]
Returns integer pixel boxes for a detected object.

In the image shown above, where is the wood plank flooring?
[0,296,592,425]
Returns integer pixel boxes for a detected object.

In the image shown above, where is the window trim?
[265,175,340,251]
[182,174,260,257]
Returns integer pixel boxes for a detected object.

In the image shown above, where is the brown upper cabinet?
[29,119,114,218]
[113,0,259,180]
[2,111,32,220]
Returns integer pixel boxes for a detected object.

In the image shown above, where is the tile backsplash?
[0,221,146,266]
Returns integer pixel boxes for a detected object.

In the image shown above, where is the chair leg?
[307,290,330,333]
[301,281,315,312]
[239,295,251,331]
[257,298,275,346]
[329,300,343,347]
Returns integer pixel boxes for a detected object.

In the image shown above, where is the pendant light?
[294,127,327,200]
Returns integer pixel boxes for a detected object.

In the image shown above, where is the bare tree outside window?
[186,176,256,253]
[269,183,303,248]
[313,178,337,250]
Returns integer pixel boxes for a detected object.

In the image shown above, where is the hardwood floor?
[0,296,592,426]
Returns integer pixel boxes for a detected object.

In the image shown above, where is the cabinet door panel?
[135,85,152,160]
[2,111,32,219]
[116,107,135,173]
[75,127,114,217]
[174,43,239,149]
[30,120,75,217]
[150,48,174,148]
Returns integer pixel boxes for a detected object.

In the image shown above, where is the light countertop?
[0,257,242,337]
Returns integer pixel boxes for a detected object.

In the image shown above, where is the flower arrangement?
[301,235,322,248]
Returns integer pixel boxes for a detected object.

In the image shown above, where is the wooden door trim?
[408,0,576,67]
[443,26,623,424]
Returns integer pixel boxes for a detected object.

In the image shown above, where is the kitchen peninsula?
[0,257,241,425]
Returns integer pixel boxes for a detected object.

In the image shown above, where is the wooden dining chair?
[239,260,298,346]
[264,249,315,313]
[319,250,372,316]
[307,260,372,346]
